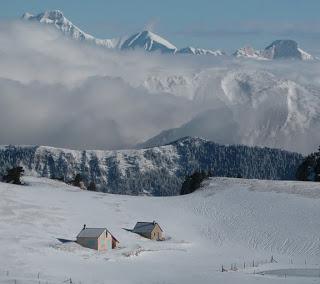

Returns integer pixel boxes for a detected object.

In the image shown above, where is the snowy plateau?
[0,176,319,283]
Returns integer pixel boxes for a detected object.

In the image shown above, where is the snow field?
[0,176,319,283]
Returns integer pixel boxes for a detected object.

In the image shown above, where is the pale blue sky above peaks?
[1,0,320,53]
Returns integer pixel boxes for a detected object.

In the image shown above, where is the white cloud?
[1,20,320,154]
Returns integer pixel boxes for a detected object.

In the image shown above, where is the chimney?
[83,224,86,230]
[153,220,156,225]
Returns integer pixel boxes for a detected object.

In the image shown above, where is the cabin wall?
[77,237,98,250]
[151,225,163,240]
[106,233,112,250]
[98,234,106,251]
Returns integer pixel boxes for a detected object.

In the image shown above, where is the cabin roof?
[77,228,106,238]
[133,222,163,234]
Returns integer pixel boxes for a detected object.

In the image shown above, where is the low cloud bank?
[0,21,320,153]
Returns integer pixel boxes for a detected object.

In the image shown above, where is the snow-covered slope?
[0,137,302,195]
[22,10,121,48]
[121,30,177,53]
[177,46,225,56]
[0,176,319,283]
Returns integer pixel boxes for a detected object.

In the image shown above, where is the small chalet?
[76,225,119,251]
[132,221,164,240]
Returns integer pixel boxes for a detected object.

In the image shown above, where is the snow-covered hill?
[0,137,302,195]
[0,176,319,283]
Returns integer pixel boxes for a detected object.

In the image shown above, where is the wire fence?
[219,256,315,273]
[0,270,84,284]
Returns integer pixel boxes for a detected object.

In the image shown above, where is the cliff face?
[0,138,303,196]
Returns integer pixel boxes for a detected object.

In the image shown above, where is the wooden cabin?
[132,221,164,240]
[76,225,119,251]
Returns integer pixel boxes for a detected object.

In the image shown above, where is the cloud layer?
[1,21,320,153]
[0,21,204,149]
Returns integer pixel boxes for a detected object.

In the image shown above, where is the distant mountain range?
[22,10,314,60]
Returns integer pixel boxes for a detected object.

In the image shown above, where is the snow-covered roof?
[133,222,163,234]
[77,228,106,238]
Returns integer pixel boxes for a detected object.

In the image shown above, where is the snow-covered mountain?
[262,40,314,60]
[22,10,121,48]
[234,40,314,60]
[177,46,225,56]
[21,10,224,55]
[0,137,302,196]
[140,69,320,153]
[121,30,177,53]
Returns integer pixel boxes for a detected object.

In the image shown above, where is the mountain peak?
[40,9,64,20]
[22,10,65,22]
[22,10,120,48]
[121,30,177,53]
[263,39,313,60]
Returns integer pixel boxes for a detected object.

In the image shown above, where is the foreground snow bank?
[0,176,319,283]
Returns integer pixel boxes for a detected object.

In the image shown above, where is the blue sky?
[2,0,320,53]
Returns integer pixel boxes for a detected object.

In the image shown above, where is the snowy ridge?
[22,10,121,48]
[177,46,225,56]
[0,137,302,195]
